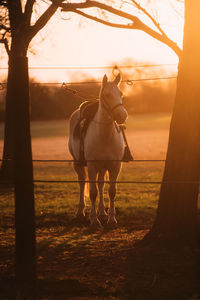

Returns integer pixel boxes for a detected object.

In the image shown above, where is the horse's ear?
[102,74,108,86]
[113,73,121,85]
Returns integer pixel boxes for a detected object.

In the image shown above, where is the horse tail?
[84,166,89,198]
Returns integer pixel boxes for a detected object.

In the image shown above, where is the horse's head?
[100,74,128,124]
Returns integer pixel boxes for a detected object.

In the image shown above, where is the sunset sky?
[0,0,184,83]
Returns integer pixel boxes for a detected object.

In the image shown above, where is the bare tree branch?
[1,0,182,57]
[57,0,142,24]
[58,0,181,57]
[0,0,7,6]
[135,21,181,57]
[130,0,166,36]
[72,9,134,29]
[24,0,35,26]
[26,2,58,44]
[0,37,10,55]
[0,24,10,31]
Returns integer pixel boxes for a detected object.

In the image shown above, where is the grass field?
[0,114,199,299]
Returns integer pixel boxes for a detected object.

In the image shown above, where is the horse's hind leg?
[97,169,107,225]
[87,163,102,229]
[107,164,121,227]
[73,162,87,218]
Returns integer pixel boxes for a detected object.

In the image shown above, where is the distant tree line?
[0,78,176,122]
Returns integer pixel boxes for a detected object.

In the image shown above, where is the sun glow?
[0,0,183,83]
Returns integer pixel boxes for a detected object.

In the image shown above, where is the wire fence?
[1,75,177,84]
[0,63,177,90]
[0,63,178,70]
[0,158,165,163]
[0,63,178,186]
[0,75,177,90]
[0,179,199,185]
[0,158,166,185]
[0,74,177,101]
[0,158,198,186]
[0,180,163,185]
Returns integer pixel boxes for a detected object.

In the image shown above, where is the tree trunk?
[5,27,37,292]
[146,0,200,245]
[11,55,36,295]
[0,58,14,181]
[1,2,37,293]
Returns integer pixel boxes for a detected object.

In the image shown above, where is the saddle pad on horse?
[73,100,99,139]
[80,100,99,122]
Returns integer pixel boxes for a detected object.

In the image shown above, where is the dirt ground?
[28,129,169,160]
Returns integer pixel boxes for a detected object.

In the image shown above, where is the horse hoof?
[107,219,118,229]
[98,214,108,226]
[90,219,103,231]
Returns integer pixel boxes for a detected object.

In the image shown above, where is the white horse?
[68,73,128,228]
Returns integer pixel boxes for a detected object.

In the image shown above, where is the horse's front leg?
[97,169,107,225]
[73,162,86,218]
[108,164,121,227]
[87,163,102,229]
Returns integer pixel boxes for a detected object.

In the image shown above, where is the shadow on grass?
[36,278,90,299]
[1,209,200,299]
[35,212,90,229]
[0,277,91,299]
[124,243,200,300]
[2,244,199,299]
[35,206,156,232]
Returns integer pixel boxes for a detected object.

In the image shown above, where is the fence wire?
[0,63,177,70]
[0,75,177,89]
[0,159,165,162]
[0,180,199,185]
[0,158,164,185]
[0,159,199,185]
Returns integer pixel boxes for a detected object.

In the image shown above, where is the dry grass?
[0,114,199,299]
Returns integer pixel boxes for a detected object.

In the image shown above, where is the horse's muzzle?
[114,106,128,124]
